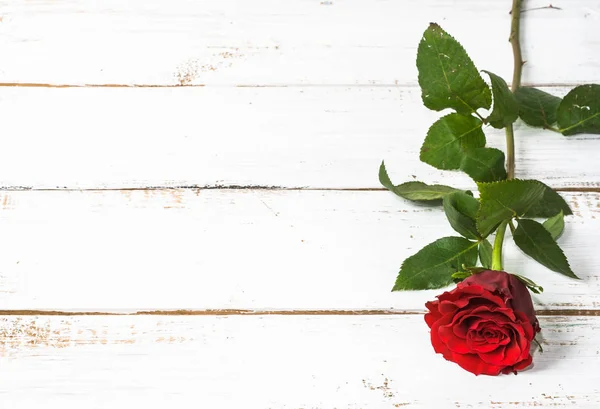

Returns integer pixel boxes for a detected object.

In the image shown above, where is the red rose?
[425,270,540,376]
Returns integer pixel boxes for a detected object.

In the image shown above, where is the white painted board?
[0,189,597,312]
[1,315,598,408]
[0,86,598,189]
[0,0,598,86]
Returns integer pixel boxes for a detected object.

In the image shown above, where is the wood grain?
[0,189,597,312]
[0,0,598,86]
[1,315,599,408]
[1,86,599,190]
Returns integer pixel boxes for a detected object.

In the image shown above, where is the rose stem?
[491,220,509,270]
[491,0,523,270]
[506,0,523,180]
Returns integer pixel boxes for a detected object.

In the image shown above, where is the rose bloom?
[425,270,540,375]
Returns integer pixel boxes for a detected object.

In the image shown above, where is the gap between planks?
[0,309,598,316]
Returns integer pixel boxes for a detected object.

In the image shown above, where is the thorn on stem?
[514,4,563,14]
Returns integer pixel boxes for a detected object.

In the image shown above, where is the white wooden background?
[0,0,599,407]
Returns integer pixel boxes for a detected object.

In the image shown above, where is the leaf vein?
[397,241,478,285]
[430,33,474,114]
[518,225,565,272]
[428,122,483,155]
[560,111,600,133]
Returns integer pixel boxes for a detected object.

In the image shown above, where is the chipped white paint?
[0,86,599,189]
[0,189,597,311]
[1,315,599,408]
[0,0,598,86]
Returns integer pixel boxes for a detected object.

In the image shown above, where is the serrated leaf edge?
[420,113,484,169]
[393,237,479,290]
[418,24,491,113]
[475,178,557,235]
[514,219,579,279]
[460,147,507,182]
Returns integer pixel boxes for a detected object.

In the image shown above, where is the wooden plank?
[1,86,599,190]
[0,0,598,86]
[0,189,597,311]
[1,315,598,408]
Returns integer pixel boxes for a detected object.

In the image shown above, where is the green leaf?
[393,237,479,290]
[482,71,519,129]
[378,161,460,201]
[443,192,480,240]
[557,84,600,135]
[478,239,493,269]
[477,179,547,237]
[514,87,562,128]
[417,23,491,115]
[477,179,572,236]
[420,113,485,170]
[543,210,565,240]
[460,147,507,182]
[513,219,579,279]
[523,185,572,218]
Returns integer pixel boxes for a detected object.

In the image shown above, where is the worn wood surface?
[1,0,599,406]
[0,189,597,312]
[1,315,599,408]
[0,86,599,190]
[0,0,598,86]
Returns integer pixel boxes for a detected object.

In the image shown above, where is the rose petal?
[513,355,533,371]
[514,311,535,340]
[453,315,477,338]
[438,286,486,314]
[424,302,442,328]
[467,307,517,323]
[451,306,513,340]
[467,325,509,353]
[478,343,507,365]
[501,354,533,375]
[429,313,454,355]
[439,285,507,314]
[502,321,533,362]
[462,270,511,294]
[461,270,539,332]
[504,339,523,364]
[469,339,501,354]
[439,323,471,354]
[426,271,539,376]
[505,274,538,330]
[445,350,505,376]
